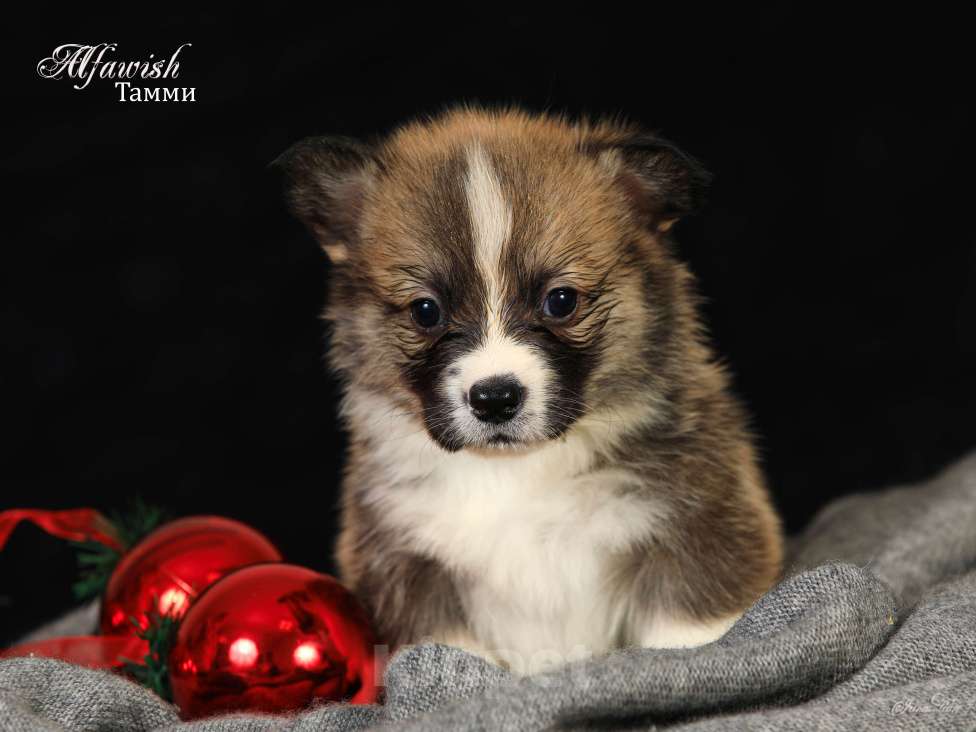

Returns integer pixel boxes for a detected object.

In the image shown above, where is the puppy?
[277,108,783,673]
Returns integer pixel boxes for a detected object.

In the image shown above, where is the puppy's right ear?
[273,136,375,263]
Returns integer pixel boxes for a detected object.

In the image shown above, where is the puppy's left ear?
[273,136,376,263]
[599,135,712,233]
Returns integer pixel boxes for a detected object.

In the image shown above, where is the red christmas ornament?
[168,563,379,719]
[102,516,282,635]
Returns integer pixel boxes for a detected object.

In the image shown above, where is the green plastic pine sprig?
[121,608,177,702]
[70,498,168,601]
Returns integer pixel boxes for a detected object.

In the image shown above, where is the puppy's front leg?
[348,552,495,659]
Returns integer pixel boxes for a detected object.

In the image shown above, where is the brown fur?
[278,107,784,656]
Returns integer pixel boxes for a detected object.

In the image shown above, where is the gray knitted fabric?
[3,451,975,731]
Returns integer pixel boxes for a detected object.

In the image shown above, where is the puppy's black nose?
[469,377,524,424]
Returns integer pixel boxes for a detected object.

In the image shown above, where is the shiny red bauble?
[168,563,379,719]
[101,516,282,635]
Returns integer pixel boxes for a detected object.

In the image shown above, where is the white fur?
[637,613,739,649]
[442,329,554,445]
[451,145,553,445]
[464,144,511,299]
[345,389,679,673]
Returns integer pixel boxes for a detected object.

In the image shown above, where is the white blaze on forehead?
[463,144,512,308]
[450,144,551,435]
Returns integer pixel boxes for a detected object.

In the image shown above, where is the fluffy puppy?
[277,108,783,673]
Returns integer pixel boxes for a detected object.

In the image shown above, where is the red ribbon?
[0,634,147,670]
[0,508,124,553]
[0,509,141,672]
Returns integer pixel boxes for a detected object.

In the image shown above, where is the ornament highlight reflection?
[228,637,259,669]
[292,641,321,670]
[158,587,190,617]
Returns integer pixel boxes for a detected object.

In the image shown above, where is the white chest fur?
[347,393,670,670]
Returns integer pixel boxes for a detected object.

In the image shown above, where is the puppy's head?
[277,109,709,451]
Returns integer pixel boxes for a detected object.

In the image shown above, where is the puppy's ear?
[273,136,375,263]
[598,135,711,233]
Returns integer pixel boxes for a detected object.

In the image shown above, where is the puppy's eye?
[410,298,443,329]
[543,288,578,319]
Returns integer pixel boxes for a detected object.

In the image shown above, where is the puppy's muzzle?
[469,376,524,424]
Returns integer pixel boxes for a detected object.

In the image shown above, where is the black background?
[3,8,974,645]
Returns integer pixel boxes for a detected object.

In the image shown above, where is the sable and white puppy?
[277,108,783,673]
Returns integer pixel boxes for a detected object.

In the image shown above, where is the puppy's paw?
[637,611,741,649]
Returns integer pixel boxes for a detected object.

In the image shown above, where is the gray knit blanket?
[3,451,976,731]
